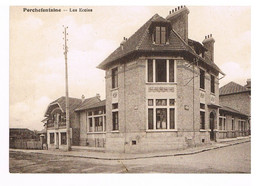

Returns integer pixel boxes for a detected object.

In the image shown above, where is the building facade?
[219,80,251,137]
[43,96,100,150]
[97,6,237,153]
[43,6,250,153]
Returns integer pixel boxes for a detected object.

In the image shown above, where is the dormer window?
[153,26,167,44]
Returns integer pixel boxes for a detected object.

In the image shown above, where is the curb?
[10,139,250,161]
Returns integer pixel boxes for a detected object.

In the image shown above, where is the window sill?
[199,129,207,132]
[111,130,119,133]
[199,88,206,92]
[87,132,106,134]
[111,87,119,91]
[146,82,177,85]
[210,92,216,96]
[146,129,177,132]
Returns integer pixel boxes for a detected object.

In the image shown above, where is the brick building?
[218,80,251,138]
[43,6,250,153]
[43,96,100,150]
[96,6,247,153]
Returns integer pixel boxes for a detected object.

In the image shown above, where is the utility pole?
[63,25,71,151]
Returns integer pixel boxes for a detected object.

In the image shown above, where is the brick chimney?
[81,95,85,102]
[166,5,190,43]
[202,34,215,62]
[96,93,101,100]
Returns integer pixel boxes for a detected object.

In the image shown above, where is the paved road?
[9,142,250,173]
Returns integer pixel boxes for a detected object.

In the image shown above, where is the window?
[87,108,106,133]
[112,103,118,109]
[148,109,154,129]
[170,108,175,129]
[112,67,118,89]
[200,111,205,129]
[219,114,226,131]
[156,99,167,106]
[147,98,175,130]
[156,109,167,129]
[169,60,175,82]
[200,69,205,89]
[50,133,54,144]
[147,59,153,82]
[232,118,235,130]
[219,118,223,130]
[156,59,167,82]
[89,118,93,132]
[200,103,205,130]
[211,75,215,93]
[95,117,103,132]
[61,132,67,145]
[154,26,167,44]
[112,112,119,131]
[147,59,175,83]
[148,99,154,106]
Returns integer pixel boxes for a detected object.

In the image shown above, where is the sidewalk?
[10,136,250,160]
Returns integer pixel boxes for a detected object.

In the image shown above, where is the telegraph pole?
[63,25,71,151]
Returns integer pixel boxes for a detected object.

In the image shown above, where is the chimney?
[166,5,190,43]
[81,95,85,102]
[202,34,215,62]
[96,93,101,100]
[120,37,127,50]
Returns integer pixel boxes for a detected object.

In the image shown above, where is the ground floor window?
[200,111,205,129]
[232,118,235,130]
[87,108,106,133]
[61,132,67,145]
[112,111,119,131]
[50,133,54,144]
[219,114,226,131]
[147,99,175,130]
[200,103,205,130]
[95,116,103,132]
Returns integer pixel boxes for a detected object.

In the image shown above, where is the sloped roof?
[220,81,250,96]
[45,96,100,116]
[220,105,249,117]
[97,14,223,74]
[76,99,106,111]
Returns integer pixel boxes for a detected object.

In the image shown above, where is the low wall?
[10,139,42,150]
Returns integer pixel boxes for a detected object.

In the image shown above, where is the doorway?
[210,112,215,141]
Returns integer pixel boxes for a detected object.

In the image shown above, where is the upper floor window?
[153,26,167,44]
[200,69,205,89]
[112,67,118,89]
[211,75,215,93]
[147,59,175,83]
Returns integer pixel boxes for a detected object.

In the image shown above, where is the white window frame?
[146,98,177,131]
[219,114,226,131]
[146,59,177,83]
[87,110,106,134]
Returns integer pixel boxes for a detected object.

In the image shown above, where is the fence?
[10,139,42,150]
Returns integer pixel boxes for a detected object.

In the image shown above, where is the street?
[9,142,250,173]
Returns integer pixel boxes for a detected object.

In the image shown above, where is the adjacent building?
[42,95,100,150]
[218,80,251,138]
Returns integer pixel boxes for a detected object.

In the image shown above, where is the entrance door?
[210,112,215,141]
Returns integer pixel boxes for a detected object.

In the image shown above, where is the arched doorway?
[209,112,215,141]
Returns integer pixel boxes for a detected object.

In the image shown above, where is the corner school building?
[42,6,250,153]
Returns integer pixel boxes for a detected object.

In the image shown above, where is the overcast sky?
[9,6,250,130]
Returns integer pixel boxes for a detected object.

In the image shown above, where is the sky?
[9,6,251,130]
